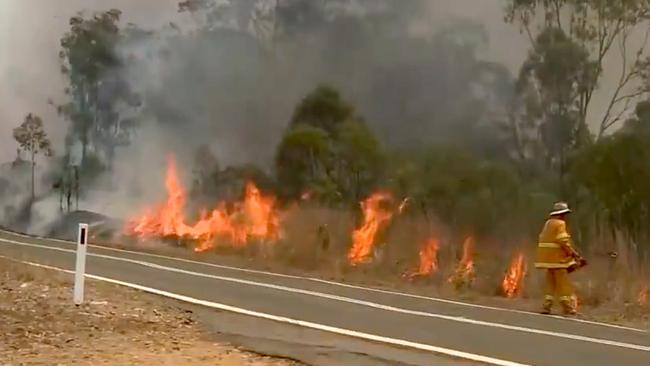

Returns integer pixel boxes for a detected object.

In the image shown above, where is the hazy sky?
[0,0,180,161]
[2,0,635,163]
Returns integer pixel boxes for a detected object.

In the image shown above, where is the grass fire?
[347,192,394,266]
[125,157,281,252]
[4,2,650,365]
[502,252,527,298]
[449,236,476,289]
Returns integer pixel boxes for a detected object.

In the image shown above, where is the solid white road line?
[0,255,530,366]
[1,237,649,353]
[2,229,642,333]
[2,230,646,333]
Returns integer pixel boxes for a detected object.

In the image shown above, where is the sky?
[0,0,180,161]
[0,0,640,163]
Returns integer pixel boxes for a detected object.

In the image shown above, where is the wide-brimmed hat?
[550,202,571,216]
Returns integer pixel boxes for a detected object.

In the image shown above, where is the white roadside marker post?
[74,223,89,306]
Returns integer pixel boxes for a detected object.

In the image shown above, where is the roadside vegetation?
[1,1,649,319]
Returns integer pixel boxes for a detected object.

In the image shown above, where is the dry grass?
[275,207,650,322]
[0,257,303,366]
[90,204,650,324]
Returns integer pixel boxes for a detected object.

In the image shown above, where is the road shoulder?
[0,257,302,366]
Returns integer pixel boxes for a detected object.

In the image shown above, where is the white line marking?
[3,230,634,332]
[1,238,649,353]
[6,230,641,333]
[0,255,529,366]
[2,229,641,332]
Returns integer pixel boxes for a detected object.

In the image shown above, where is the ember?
[502,252,527,298]
[347,192,394,265]
[639,285,648,306]
[125,157,281,251]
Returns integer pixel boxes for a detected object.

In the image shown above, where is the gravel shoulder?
[0,257,303,366]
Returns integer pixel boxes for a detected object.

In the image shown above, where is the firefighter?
[535,202,582,315]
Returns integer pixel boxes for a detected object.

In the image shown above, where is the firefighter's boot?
[560,296,577,315]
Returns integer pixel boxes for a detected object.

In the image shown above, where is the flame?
[125,157,193,239]
[417,238,440,275]
[502,252,527,298]
[404,237,440,280]
[449,236,476,285]
[639,285,648,306]
[242,182,281,242]
[347,192,394,265]
[126,157,281,251]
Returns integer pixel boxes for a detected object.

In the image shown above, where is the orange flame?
[449,236,475,285]
[404,237,440,280]
[416,238,440,275]
[126,157,281,252]
[639,285,648,306]
[502,252,527,298]
[126,157,193,239]
[347,192,394,265]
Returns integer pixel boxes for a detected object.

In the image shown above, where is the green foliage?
[58,9,140,168]
[60,9,122,83]
[13,114,54,159]
[515,27,596,171]
[568,101,650,246]
[189,144,275,205]
[505,0,650,137]
[276,124,332,198]
[13,113,54,201]
[386,147,548,240]
[334,120,385,199]
[276,86,384,203]
[289,86,355,134]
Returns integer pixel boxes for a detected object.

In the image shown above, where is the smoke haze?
[0,0,644,224]
[0,0,527,164]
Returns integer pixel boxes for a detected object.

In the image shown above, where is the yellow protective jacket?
[535,218,577,269]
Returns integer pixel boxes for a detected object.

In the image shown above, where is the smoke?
[1,0,526,229]
[116,0,519,168]
[0,0,180,230]
[0,0,543,233]
[0,0,180,162]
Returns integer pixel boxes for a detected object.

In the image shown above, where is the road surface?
[0,230,648,366]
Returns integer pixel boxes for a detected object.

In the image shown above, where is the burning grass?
[126,157,281,252]
[347,192,394,266]
[403,237,440,281]
[502,252,527,299]
[118,157,650,323]
[448,236,476,290]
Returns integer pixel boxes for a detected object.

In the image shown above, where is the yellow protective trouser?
[543,269,575,312]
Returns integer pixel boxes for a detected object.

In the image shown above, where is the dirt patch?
[0,257,304,366]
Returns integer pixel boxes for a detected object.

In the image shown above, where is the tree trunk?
[81,139,88,166]
[30,146,35,203]
[74,166,80,211]
[59,180,64,212]
[66,168,73,213]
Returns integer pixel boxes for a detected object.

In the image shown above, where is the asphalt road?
[0,230,648,366]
